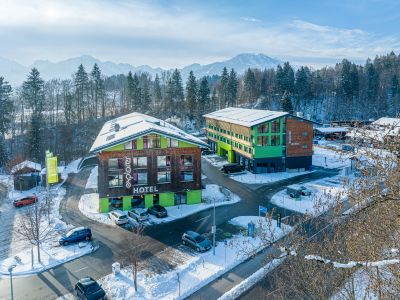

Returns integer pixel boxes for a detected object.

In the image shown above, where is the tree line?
[0,51,400,167]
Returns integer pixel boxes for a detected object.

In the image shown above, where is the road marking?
[74,266,88,273]
[195,216,210,223]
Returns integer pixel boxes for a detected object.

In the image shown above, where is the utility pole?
[8,264,16,300]
[212,197,216,255]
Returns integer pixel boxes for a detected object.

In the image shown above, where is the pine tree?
[74,64,89,122]
[127,71,134,111]
[152,74,162,111]
[243,68,257,104]
[90,63,105,118]
[132,74,142,111]
[186,71,198,119]
[28,116,43,162]
[218,67,229,108]
[0,135,8,169]
[276,62,295,94]
[227,69,238,106]
[197,76,210,123]
[281,91,294,114]
[0,77,13,137]
[141,76,151,113]
[22,68,45,116]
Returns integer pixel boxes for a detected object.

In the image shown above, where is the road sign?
[259,205,267,215]
[211,225,216,234]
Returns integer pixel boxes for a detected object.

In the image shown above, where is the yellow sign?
[46,156,59,184]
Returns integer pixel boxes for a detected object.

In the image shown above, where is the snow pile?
[202,154,228,168]
[230,170,313,184]
[270,176,347,215]
[62,158,81,176]
[85,166,98,189]
[101,216,291,300]
[79,193,113,225]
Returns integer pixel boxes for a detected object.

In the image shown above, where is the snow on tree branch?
[304,255,400,268]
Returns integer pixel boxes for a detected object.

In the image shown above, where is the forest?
[0,51,400,167]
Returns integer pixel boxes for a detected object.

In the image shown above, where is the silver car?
[128,208,149,222]
[108,210,129,225]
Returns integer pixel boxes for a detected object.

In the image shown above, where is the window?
[131,195,145,208]
[133,172,147,185]
[108,158,119,170]
[108,173,123,187]
[180,171,193,181]
[271,120,280,133]
[257,136,268,146]
[175,193,187,205]
[167,138,179,147]
[157,156,171,167]
[133,157,147,168]
[271,135,280,146]
[157,171,171,183]
[282,134,286,146]
[143,134,161,148]
[302,144,308,149]
[303,131,309,137]
[180,155,193,166]
[257,123,269,133]
[124,140,137,150]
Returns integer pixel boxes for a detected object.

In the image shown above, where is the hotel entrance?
[153,193,159,205]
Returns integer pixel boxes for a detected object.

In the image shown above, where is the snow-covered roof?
[315,127,348,134]
[203,107,288,127]
[11,161,42,174]
[90,112,208,153]
[372,117,400,127]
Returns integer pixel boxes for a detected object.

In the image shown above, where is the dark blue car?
[59,227,92,246]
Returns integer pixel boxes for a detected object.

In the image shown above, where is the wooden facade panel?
[286,117,313,157]
[206,118,251,137]
[98,147,201,198]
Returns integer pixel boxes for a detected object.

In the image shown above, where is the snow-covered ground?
[99,216,291,300]
[202,154,228,168]
[0,158,96,277]
[230,170,313,184]
[85,166,98,189]
[270,176,347,215]
[312,145,351,169]
[331,269,378,300]
[79,184,241,226]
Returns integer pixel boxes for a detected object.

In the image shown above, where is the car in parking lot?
[221,163,244,174]
[108,210,129,225]
[74,277,106,300]
[147,204,168,218]
[201,149,214,156]
[13,195,38,207]
[128,208,149,222]
[287,185,312,198]
[59,227,92,246]
[182,230,211,252]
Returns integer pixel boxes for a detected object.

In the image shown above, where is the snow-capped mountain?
[0,53,283,86]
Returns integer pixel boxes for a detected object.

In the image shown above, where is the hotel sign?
[133,186,159,194]
[124,157,132,188]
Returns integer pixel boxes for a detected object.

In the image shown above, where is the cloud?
[0,0,399,68]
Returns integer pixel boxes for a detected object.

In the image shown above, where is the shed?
[11,160,42,191]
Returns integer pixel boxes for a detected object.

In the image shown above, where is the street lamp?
[8,264,16,300]
[212,196,216,256]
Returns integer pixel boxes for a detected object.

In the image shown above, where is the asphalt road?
[0,159,339,300]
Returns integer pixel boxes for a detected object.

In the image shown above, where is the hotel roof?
[90,112,208,153]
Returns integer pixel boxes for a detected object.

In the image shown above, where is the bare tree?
[125,224,149,292]
[16,201,54,263]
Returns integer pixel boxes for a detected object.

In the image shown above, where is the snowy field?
[230,170,313,184]
[96,216,290,300]
[0,158,96,277]
[270,175,347,215]
[312,145,351,169]
[79,184,241,226]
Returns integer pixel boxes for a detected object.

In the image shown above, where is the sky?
[1,0,400,68]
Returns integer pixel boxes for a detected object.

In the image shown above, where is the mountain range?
[0,53,282,86]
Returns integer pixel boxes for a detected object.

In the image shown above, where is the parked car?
[128,208,149,222]
[182,230,212,252]
[201,149,214,156]
[221,163,244,174]
[147,204,168,218]
[287,185,312,198]
[341,144,355,152]
[74,277,106,300]
[108,210,129,225]
[13,195,37,207]
[59,227,92,246]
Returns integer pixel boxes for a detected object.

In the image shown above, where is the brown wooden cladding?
[286,117,313,157]
[206,118,252,137]
[97,147,201,198]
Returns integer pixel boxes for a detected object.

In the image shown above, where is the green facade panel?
[160,136,168,148]
[136,137,144,150]
[122,196,131,211]
[178,140,196,148]
[159,192,175,207]
[99,197,109,213]
[144,194,153,208]
[104,143,125,152]
[253,146,282,158]
[216,141,235,163]
[251,116,285,159]
[187,189,202,204]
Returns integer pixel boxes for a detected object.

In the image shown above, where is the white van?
[108,210,129,225]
